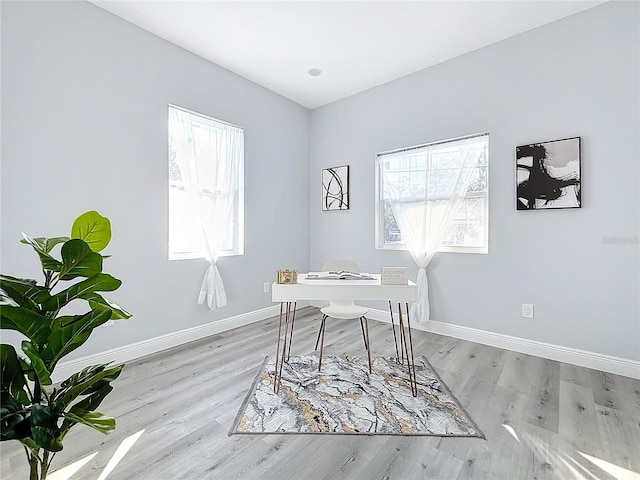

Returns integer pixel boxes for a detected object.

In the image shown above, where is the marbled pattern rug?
[230,355,484,437]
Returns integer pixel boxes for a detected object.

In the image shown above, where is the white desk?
[272,273,416,302]
[271,273,418,395]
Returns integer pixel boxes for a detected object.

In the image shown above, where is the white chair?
[314,259,372,373]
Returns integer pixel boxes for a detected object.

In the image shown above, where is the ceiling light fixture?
[308,68,323,77]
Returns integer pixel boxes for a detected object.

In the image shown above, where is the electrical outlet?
[263,282,270,293]
[103,320,115,328]
[522,304,534,319]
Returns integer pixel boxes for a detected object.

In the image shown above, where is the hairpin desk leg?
[395,302,418,397]
[286,301,297,361]
[388,301,402,363]
[274,302,285,393]
[274,301,295,393]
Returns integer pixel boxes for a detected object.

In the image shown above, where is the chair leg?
[359,317,368,350]
[318,314,327,372]
[314,315,326,351]
[362,316,372,373]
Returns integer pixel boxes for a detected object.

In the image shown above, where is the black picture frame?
[322,165,349,211]
[516,137,581,210]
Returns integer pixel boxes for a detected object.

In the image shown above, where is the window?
[168,105,244,260]
[375,133,489,254]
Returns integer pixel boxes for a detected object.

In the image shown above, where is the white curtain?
[169,107,244,309]
[382,137,484,324]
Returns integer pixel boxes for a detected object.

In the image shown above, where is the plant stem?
[28,449,40,480]
[42,451,50,480]
[23,446,31,469]
[46,452,56,478]
[24,378,35,401]
[33,380,42,404]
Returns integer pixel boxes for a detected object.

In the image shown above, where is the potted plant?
[1,211,131,480]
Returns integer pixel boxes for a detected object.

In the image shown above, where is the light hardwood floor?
[1,307,639,479]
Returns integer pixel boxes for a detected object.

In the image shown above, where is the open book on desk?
[305,271,374,280]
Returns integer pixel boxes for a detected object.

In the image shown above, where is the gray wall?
[2,1,638,364]
[0,1,310,359]
[309,1,639,361]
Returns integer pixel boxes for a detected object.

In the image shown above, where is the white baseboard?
[53,303,308,383]
[54,302,639,382]
[365,308,640,380]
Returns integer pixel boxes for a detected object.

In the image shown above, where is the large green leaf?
[0,306,52,345]
[63,410,115,435]
[0,275,51,309]
[60,384,113,438]
[58,364,106,390]
[0,394,31,441]
[41,309,112,368]
[19,236,69,254]
[82,292,132,320]
[0,344,30,405]
[58,239,103,280]
[53,364,124,410]
[0,288,19,307]
[40,273,121,312]
[30,404,63,452]
[68,384,111,416]
[71,211,111,252]
[22,341,52,386]
[20,437,39,451]
[17,356,35,384]
[20,232,63,272]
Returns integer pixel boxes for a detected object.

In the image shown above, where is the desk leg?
[286,301,297,361]
[274,301,296,393]
[401,303,418,396]
[390,302,418,397]
[388,301,402,363]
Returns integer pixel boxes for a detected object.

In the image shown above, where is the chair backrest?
[320,259,368,319]
[322,259,360,273]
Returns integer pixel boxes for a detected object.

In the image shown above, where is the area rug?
[230,354,484,437]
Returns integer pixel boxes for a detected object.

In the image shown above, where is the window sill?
[169,250,243,261]
[375,244,488,255]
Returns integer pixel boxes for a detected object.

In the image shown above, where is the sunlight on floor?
[42,424,640,479]
[47,452,97,480]
[523,429,599,480]
[47,429,145,480]
[97,429,145,480]
[578,452,640,480]
[502,424,520,443]
[503,423,640,480]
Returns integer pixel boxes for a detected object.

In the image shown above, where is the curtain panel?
[169,106,244,309]
[380,135,486,324]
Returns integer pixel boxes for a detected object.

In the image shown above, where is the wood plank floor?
[2,307,639,479]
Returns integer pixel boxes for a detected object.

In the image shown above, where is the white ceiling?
[90,0,605,109]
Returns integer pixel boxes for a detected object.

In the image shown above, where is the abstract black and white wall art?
[516,137,581,210]
[322,165,349,211]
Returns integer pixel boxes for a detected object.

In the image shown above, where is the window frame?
[374,133,489,255]
[168,105,244,261]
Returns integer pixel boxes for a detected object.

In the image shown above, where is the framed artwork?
[516,137,581,210]
[322,165,349,211]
